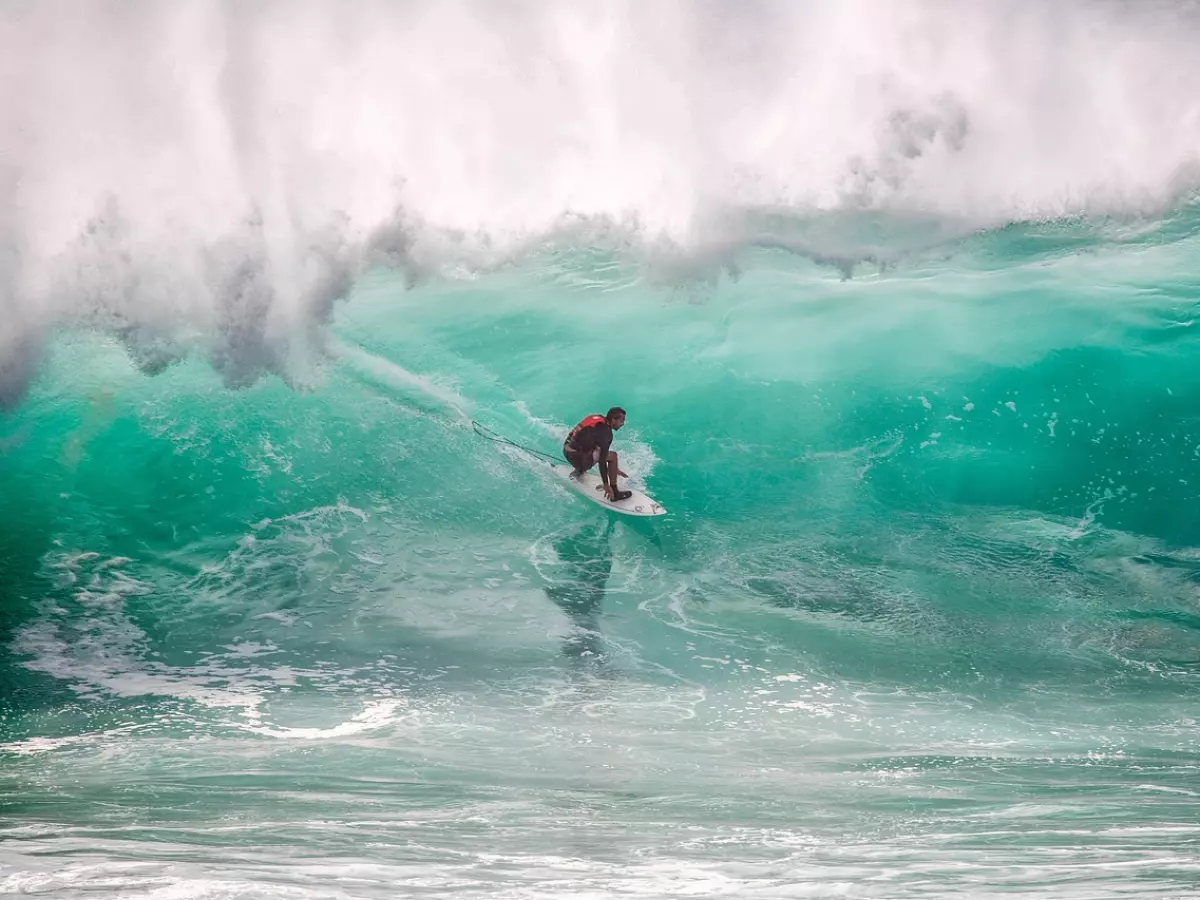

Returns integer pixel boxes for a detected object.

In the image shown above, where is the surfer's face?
[610,414,625,430]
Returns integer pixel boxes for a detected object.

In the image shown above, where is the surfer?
[563,407,631,501]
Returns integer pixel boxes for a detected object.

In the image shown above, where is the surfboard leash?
[471,420,562,465]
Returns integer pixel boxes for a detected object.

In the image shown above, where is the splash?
[5,0,1200,404]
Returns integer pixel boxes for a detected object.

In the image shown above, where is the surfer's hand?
[604,485,616,500]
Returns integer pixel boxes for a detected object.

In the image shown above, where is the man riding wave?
[563,407,631,502]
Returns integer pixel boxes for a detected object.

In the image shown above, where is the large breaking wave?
[5,0,1200,404]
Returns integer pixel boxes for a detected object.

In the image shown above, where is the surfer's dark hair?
[607,407,626,420]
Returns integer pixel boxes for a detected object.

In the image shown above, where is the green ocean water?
[8,1,1200,895]
[4,213,1200,897]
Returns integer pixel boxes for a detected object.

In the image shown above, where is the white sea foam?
[4,0,1200,402]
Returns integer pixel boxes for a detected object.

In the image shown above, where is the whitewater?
[3,1,1200,897]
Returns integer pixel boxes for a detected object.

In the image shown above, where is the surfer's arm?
[597,439,610,485]
[600,428,622,486]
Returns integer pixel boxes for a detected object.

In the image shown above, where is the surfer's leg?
[606,452,632,501]
[565,446,596,477]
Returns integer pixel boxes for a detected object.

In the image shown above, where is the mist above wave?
[4,0,1200,405]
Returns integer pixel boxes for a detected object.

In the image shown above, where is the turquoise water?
[5,3,1200,897]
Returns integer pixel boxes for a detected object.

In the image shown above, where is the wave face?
[5,3,1200,898]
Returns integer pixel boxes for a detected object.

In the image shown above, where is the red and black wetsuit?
[563,415,613,481]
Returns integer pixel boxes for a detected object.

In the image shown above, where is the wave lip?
[5,0,1200,403]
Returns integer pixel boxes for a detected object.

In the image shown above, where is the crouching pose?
[563,407,630,502]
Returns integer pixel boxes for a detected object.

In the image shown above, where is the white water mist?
[3,0,1200,403]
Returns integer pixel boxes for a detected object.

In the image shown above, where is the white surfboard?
[551,465,666,517]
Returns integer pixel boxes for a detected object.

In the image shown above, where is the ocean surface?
[4,2,1200,897]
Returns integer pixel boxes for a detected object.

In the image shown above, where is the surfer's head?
[606,407,626,430]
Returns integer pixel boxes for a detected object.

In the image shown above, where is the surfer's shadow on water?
[536,519,624,671]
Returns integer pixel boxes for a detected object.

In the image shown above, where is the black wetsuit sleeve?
[596,427,613,483]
